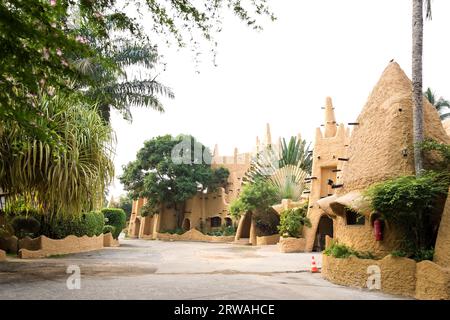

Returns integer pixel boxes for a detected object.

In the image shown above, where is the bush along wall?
[101,208,126,239]
[37,211,105,239]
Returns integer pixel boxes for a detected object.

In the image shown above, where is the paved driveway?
[0,239,407,300]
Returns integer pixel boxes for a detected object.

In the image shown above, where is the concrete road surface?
[0,239,408,300]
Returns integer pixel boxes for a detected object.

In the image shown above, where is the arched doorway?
[313,215,334,251]
[182,218,191,231]
[240,212,252,238]
[133,218,141,238]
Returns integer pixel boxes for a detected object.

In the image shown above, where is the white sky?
[108,0,450,198]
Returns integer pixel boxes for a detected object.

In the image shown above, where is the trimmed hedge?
[41,211,105,239]
[101,208,126,239]
[103,225,115,235]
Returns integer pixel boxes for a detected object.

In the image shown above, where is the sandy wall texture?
[0,249,5,261]
[322,254,450,299]
[278,237,306,253]
[415,260,450,300]
[156,228,235,243]
[18,234,105,259]
[333,217,403,258]
[256,234,280,246]
[434,188,450,267]
[103,232,120,247]
[443,119,450,137]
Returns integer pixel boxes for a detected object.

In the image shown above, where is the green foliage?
[0,93,114,217]
[82,211,105,237]
[229,179,278,218]
[101,208,126,239]
[161,227,184,235]
[244,136,311,201]
[391,250,408,258]
[254,208,280,236]
[111,194,133,220]
[103,225,116,235]
[279,136,313,173]
[365,171,449,260]
[11,216,41,239]
[139,200,159,217]
[79,37,174,123]
[324,241,375,259]
[0,0,274,139]
[206,225,236,237]
[424,88,450,120]
[39,211,105,239]
[120,135,229,227]
[420,139,450,170]
[391,244,435,262]
[278,202,311,238]
[413,248,435,262]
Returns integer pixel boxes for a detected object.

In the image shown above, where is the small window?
[210,217,222,228]
[345,208,365,225]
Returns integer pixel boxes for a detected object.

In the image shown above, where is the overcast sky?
[108,0,450,198]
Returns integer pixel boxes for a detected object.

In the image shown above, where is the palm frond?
[0,93,115,217]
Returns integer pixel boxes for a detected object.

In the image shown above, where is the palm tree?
[0,93,114,217]
[74,37,174,123]
[412,0,432,175]
[424,87,450,120]
[244,136,312,201]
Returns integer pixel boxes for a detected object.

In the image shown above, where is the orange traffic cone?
[310,256,319,273]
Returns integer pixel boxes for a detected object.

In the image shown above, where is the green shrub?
[103,225,116,235]
[365,171,449,261]
[391,250,408,258]
[101,208,126,239]
[161,227,184,235]
[11,216,41,238]
[82,211,105,237]
[230,179,278,219]
[278,203,311,238]
[40,211,104,239]
[207,225,236,237]
[324,241,375,259]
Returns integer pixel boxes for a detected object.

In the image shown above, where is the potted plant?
[278,202,311,253]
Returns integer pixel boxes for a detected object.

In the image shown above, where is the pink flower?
[75,35,87,44]
[50,0,56,6]
[61,59,69,67]
[56,48,62,56]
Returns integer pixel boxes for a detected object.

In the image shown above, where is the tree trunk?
[412,0,424,175]
[175,202,185,228]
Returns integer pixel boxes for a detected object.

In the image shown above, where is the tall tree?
[1,0,274,138]
[119,135,229,227]
[0,92,114,217]
[412,0,432,175]
[424,87,450,120]
[75,37,174,122]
